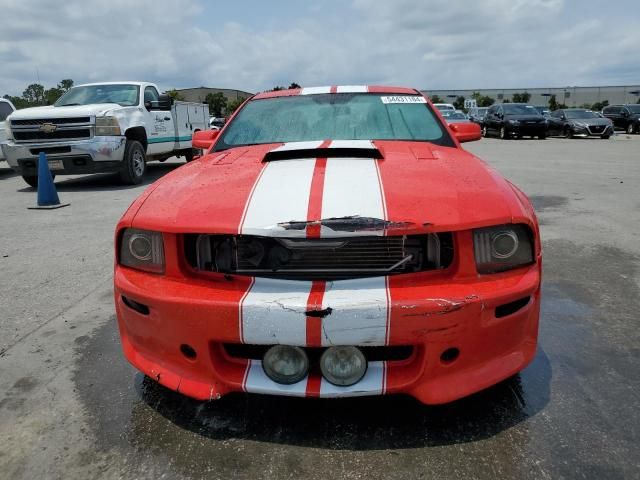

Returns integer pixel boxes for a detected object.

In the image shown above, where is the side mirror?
[450,122,482,143]
[148,94,173,111]
[192,129,220,150]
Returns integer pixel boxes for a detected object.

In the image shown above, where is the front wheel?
[563,127,572,139]
[601,134,611,139]
[22,173,55,188]
[627,123,636,134]
[538,133,546,140]
[499,126,509,140]
[119,140,146,185]
[482,125,488,137]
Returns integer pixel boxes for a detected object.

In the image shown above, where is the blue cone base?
[28,203,70,210]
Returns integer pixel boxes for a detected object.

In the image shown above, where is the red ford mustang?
[114,85,541,404]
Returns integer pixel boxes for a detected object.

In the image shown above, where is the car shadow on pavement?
[14,162,183,193]
[0,166,18,179]
[131,347,551,450]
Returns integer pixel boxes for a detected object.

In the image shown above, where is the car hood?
[131,141,532,236]
[569,117,611,126]
[505,115,544,121]
[7,103,123,120]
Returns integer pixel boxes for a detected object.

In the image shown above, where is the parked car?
[602,104,640,134]
[0,98,16,162]
[547,109,613,139]
[483,103,547,139]
[433,103,455,111]
[534,106,551,118]
[468,107,489,126]
[209,116,226,129]
[441,111,470,124]
[114,85,540,405]
[1,82,210,187]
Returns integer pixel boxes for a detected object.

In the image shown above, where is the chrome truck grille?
[11,117,92,143]
[184,234,453,281]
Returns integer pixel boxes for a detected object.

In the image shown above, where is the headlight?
[262,345,309,385]
[473,224,534,274]
[119,228,164,273]
[95,116,122,136]
[320,346,367,386]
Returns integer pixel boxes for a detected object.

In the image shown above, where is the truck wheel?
[22,174,55,188]
[184,149,196,162]
[120,140,146,185]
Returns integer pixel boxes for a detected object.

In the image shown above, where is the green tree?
[2,94,30,109]
[591,100,609,111]
[44,87,64,104]
[165,89,185,101]
[453,96,466,111]
[511,91,531,103]
[58,79,74,92]
[429,94,444,103]
[471,91,495,107]
[205,92,227,116]
[271,86,285,91]
[288,82,301,89]
[226,97,247,115]
[22,83,46,105]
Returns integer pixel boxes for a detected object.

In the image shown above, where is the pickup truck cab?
[0,98,16,162]
[1,82,209,186]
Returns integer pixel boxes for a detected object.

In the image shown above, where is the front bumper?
[507,123,546,136]
[115,256,541,405]
[2,136,127,175]
[570,124,613,137]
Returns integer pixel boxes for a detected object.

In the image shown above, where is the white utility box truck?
[1,82,209,186]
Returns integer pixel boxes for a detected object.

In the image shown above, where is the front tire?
[601,134,611,139]
[499,126,509,140]
[22,174,55,188]
[563,127,572,139]
[627,123,636,134]
[482,125,488,137]
[538,133,546,140]
[119,140,146,185]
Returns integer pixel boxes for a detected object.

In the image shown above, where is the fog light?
[320,346,367,386]
[262,345,308,385]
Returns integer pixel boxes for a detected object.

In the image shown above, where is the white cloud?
[1,0,639,98]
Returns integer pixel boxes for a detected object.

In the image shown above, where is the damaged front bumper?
[114,252,541,405]
[2,136,127,175]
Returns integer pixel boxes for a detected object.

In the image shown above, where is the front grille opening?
[185,233,453,281]
[223,344,413,362]
[495,296,530,318]
[11,117,90,126]
[14,129,91,141]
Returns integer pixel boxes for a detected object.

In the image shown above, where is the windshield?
[503,104,539,115]
[55,84,140,107]
[565,110,599,119]
[628,105,640,114]
[447,112,467,120]
[215,93,454,151]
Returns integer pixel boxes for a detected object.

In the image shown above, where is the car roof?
[253,85,420,100]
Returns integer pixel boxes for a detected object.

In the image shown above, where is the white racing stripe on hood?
[270,140,324,152]
[319,157,386,237]
[240,158,315,236]
[328,139,375,149]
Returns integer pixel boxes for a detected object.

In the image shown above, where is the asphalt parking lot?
[1,136,639,479]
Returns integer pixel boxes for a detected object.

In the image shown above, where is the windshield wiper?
[57,103,81,106]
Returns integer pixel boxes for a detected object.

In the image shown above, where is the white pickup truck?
[1,81,209,186]
[0,98,16,162]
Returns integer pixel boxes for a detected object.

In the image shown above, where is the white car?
[0,98,16,162]
[433,103,455,111]
[2,82,210,186]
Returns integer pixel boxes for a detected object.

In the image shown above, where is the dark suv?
[602,104,640,134]
[483,103,547,139]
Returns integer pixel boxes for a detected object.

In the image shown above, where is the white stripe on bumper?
[321,277,389,346]
[241,277,312,345]
[243,360,308,396]
[319,361,386,397]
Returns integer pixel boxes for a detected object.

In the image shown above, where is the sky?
[2,0,639,97]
